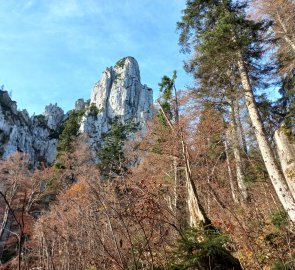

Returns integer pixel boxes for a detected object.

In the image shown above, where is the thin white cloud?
[46,0,83,18]
[0,0,189,114]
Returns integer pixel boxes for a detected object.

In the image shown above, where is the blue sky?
[0,0,192,115]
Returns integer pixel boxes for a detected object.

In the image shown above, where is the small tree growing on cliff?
[97,118,137,177]
[56,109,85,155]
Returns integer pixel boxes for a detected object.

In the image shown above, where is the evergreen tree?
[158,70,179,125]
[97,118,137,177]
[276,71,295,129]
[170,227,242,270]
[177,0,295,221]
[57,109,85,154]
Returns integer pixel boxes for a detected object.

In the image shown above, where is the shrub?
[169,227,242,270]
[271,209,288,229]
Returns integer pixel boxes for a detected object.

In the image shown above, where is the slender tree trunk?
[157,101,210,226]
[173,157,187,228]
[276,11,295,53]
[173,157,178,215]
[224,134,239,203]
[180,135,211,226]
[235,94,248,154]
[229,99,248,201]
[237,52,295,221]
[0,183,17,240]
[274,128,295,199]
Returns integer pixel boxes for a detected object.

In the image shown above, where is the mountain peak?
[0,57,153,165]
[114,56,140,81]
[82,56,153,151]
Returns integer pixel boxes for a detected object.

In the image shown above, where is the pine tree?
[158,70,179,125]
[97,118,137,177]
[276,71,295,128]
[177,0,295,221]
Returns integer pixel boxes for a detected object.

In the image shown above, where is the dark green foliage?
[255,94,278,137]
[157,100,172,126]
[169,227,242,270]
[89,103,101,117]
[177,0,270,94]
[158,71,177,100]
[56,109,85,155]
[153,72,179,155]
[271,260,294,270]
[157,71,177,126]
[34,115,48,129]
[264,210,295,270]
[271,209,288,230]
[97,118,137,177]
[48,128,61,139]
[275,72,295,129]
[0,248,15,264]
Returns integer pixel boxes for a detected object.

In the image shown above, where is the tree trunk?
[173,157,187,228]
[181,134,211,226]
[224,134,239,203]
[0,183,17,240]
[237,52,295,222]
[157,100,211,226]
[229,100,248,201]
[274,128,295,199]
[235,94,248,154]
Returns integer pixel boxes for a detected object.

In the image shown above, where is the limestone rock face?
[80,56,153,149]
[75,98,87,111]
[0,56,153,164]
[0,92,64,165]
[44,104,64,130]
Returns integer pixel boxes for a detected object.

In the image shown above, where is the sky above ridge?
[0,0,193,115]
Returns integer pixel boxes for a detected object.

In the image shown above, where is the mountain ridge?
[0,56,153,165]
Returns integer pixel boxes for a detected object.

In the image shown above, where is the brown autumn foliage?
[178,92,295,269]
[0,153,45,270]
[0,95,294,269]
[27,141,178,270]
[253,0,295,74]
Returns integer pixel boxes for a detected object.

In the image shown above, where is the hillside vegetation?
[0,0,295,269]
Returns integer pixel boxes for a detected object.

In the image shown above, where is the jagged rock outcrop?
[0,90,64,165]
[0,56,153,164]
[44,104,64,130]
[80,56,153,150]
[75,98,87,111]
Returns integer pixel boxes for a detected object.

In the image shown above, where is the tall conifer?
[178,0,295,221]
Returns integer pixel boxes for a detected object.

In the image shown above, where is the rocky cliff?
[0,56,153,164]
[0,90,64,164]
[80,56,153,151]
